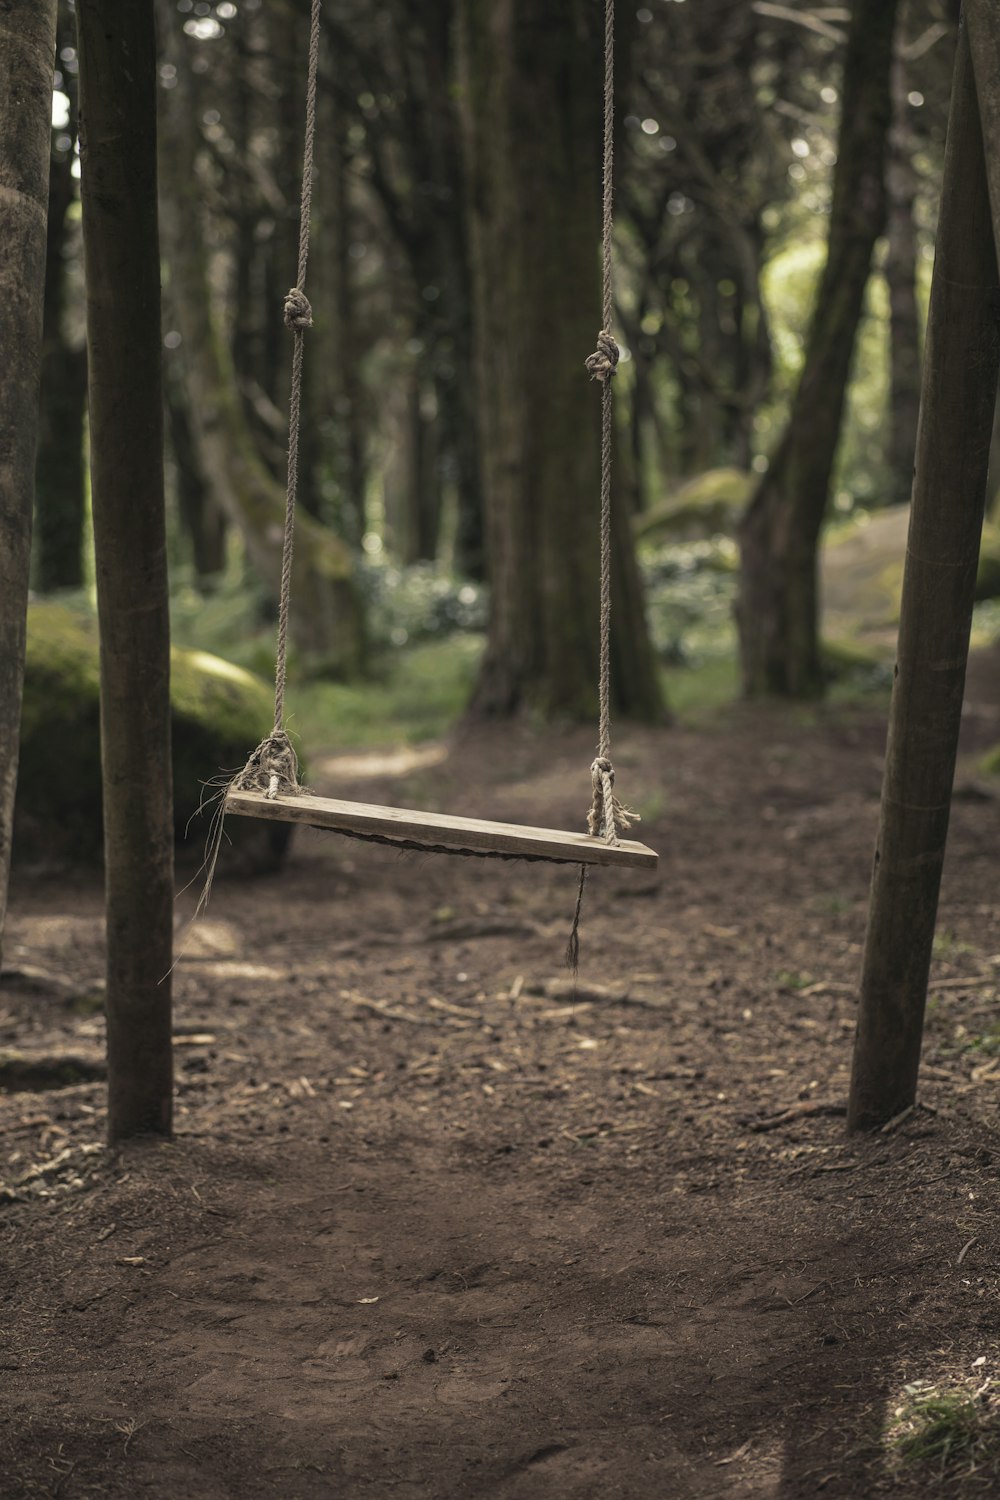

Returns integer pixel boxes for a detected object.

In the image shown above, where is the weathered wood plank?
[226,790,658,869]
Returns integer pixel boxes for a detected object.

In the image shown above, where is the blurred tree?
[737,0,900,698]
[456,0,663,721]
[156,0,365,671]
[622,0,786,488]
[327,0,485,577]
[34,0,87,593]
[77,0,173,1140]
[885,8,924,511]
[0,0,58,971]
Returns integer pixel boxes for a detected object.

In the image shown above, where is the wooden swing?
[224,0,657,879]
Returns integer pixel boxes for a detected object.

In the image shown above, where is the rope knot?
[231,729,301,800]
[587,755,638,843]
[584,329,619,383]
[283,286,313,331]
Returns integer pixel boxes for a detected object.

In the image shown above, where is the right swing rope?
[569,0,638,971]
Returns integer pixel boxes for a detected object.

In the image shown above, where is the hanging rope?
[231,0,322,802]
[569,0,638,971]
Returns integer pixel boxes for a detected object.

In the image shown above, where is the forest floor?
[5,653,1000,1498]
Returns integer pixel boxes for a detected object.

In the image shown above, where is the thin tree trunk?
[737,0,899,698]
[457,0,663,722]
[77,0,174,1140]
[848,18,1000,1133]
[0,0,58,973]
[885,16,923,510]
[35,2,87,593]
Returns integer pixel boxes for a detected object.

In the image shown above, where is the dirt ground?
[4,663,1000,1499]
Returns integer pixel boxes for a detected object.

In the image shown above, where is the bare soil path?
[4,684,1000,1498]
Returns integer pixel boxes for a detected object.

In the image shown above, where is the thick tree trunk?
[737,0,899,698]
[35,6,87,594]
[848,19,1000,1133]
[885,22,923,510]
[157,0,364,672]
[78,0,174,1140]
[457,0,663,722]
[0,0,58,972]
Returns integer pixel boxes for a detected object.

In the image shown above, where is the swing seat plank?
[227,789,658,869]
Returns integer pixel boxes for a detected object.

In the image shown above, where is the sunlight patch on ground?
[175,959,286,982]
[174,918,242,959]
[312,742,449,781]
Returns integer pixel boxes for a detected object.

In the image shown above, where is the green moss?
[636,469,752,542]
[16,601,284,863]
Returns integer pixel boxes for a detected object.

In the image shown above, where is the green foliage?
[17,601,284,864]
[890,1382,1000,1478]
[758,240,898,511]
[640,537,739,667]
[358,557,487,649]
[290,635,484,751]
[976,523,1000,602]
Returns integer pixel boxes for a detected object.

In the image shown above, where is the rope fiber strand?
[234,0,321,800]
[571,0,639,972]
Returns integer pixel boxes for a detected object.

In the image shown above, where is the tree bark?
[35,0,87,593]
[737,0,899,698]
[885,15,923,510]
[457,0,663,722]
[77,0,174,1140]
[848,18,1000,1133]
[0,0,58,973]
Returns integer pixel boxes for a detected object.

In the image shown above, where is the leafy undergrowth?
[889,1379,1000,1486]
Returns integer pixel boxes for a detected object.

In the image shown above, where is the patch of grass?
[775,969,814,991]
[288,634,483,752]
[890,1382,1000,1479]
[932,930,975,962]
[661,655,740,722]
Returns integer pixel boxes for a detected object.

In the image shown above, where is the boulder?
[635,468,752,543]
[15,601,292,869]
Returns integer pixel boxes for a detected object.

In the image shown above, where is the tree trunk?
[78,0,174,1141]
[156,0,364,672]
[885,16,923,510]
[35,1,87,593]
[0,0,58,973]
[164,362,228,583]
[737,0,899,698]
[848,17,1000,1133]
[457,0,663,723]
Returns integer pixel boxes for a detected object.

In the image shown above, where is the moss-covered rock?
[15,601,293,868]
[635,468,752,543]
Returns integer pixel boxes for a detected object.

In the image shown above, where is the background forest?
[21,0,980,860]
[14,6,1000,1493]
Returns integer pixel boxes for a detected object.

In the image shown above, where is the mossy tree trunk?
[156,0,364,672]
[0,0,58,973]
[737,0,899,698]
[849,17,1000,1132]
[78,0,174,1140]
[35,0,87,593]
[456,0,663,722]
